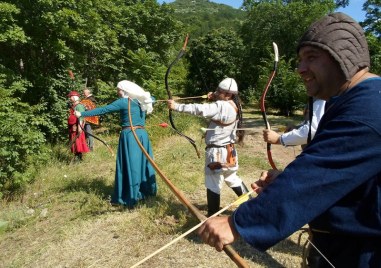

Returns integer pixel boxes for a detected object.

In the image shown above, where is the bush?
[0,77,49,198]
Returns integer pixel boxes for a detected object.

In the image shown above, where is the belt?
[205,144,235,151]
[205,144,227,149]
[122,126,144,130]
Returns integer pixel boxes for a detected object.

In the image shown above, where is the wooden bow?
[165,34,201,158]
[259,42,279,170]
[127,98,248,267]
[131,190,254,267]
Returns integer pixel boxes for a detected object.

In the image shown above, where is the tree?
[239,0,335,113]
[0,0,182,195]
[0,76,48,198]
[0,0,181,142]
[362,0,381,37]
[362,0,381,75]
[242,0,347,9]
[168,0,246,39]
[186,28,244,97]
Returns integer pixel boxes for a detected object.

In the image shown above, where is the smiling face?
[297,46,347,100]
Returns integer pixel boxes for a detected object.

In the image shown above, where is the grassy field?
[0,105,308,268]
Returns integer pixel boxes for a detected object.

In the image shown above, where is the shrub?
[0,77,49,198]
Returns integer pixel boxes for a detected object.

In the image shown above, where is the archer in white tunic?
[263,99,326,146]
[168,78,249,216]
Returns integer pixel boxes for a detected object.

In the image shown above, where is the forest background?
[0,0,380,266]
[2,0,380,197]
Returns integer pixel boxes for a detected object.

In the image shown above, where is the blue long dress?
[80,98,157,207]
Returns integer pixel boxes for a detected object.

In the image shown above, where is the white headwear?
[217,78,238,95]
[117,80,153,114]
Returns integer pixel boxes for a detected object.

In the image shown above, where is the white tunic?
[175,100,238,145]
[174,100,242,194]
[280,99,326,146]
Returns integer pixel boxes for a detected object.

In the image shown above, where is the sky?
[336,0,366,22]
[157,0,366,22]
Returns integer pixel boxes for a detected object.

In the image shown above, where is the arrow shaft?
[127,98,249,268]
[130,190,254,267]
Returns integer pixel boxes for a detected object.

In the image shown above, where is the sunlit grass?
[0,105,305,267]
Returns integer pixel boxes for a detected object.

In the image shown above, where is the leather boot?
[232,182,249,197]
[207,189,220,217]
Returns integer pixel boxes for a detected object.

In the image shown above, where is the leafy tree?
[362,0,381,75]
[0,0,181,141]
[186,28,244,97]
[239,0,335,113]
[0,0,182,195]
[367,34,381,75]
[362,0,381,37]
[260,57,307,115]
[167,0,246,39]
[242,0,347,9]
[0,75,49,198]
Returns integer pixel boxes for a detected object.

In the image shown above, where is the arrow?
[130,190,254,268]
[154,95,208,102]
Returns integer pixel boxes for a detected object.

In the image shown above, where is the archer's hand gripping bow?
[260,42,279,170]
[165,34,201,158]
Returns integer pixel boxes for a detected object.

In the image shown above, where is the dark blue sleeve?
[233,117,381,251]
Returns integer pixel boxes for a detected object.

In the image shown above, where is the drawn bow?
[165,34,201,158]
[259,42,279,170]
[127,98,248,268]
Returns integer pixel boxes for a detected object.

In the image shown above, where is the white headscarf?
[117,80,153,114]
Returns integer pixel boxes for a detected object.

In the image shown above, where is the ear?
[226,93,234,99]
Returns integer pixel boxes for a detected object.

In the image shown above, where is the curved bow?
[78,122,114,156]
[165,34,201,158]
[259,42,279,170]
[131,190,254,267]
[127,98,248,268]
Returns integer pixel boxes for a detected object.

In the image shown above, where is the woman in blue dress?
[75,80,157,208]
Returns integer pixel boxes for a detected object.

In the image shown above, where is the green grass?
[0,105,304,267]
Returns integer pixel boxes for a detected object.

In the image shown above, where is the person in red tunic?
[67,91,89,162]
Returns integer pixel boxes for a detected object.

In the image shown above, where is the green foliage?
[239,0,335,108]
[186,28,244,96]
[0,76,50,197]
[367,33,381,75]
[259,57,306,115]
[0,0,182,195]
[0,2,28,45]
[0,0,181,138]
[362,0,381,38]
[168,0,246,39]
[362,0,381,75]
[1,0,380,198]
[125,49,168,100]
[247,47,306,115]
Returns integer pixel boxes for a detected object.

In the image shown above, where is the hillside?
[166,0,246,38]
